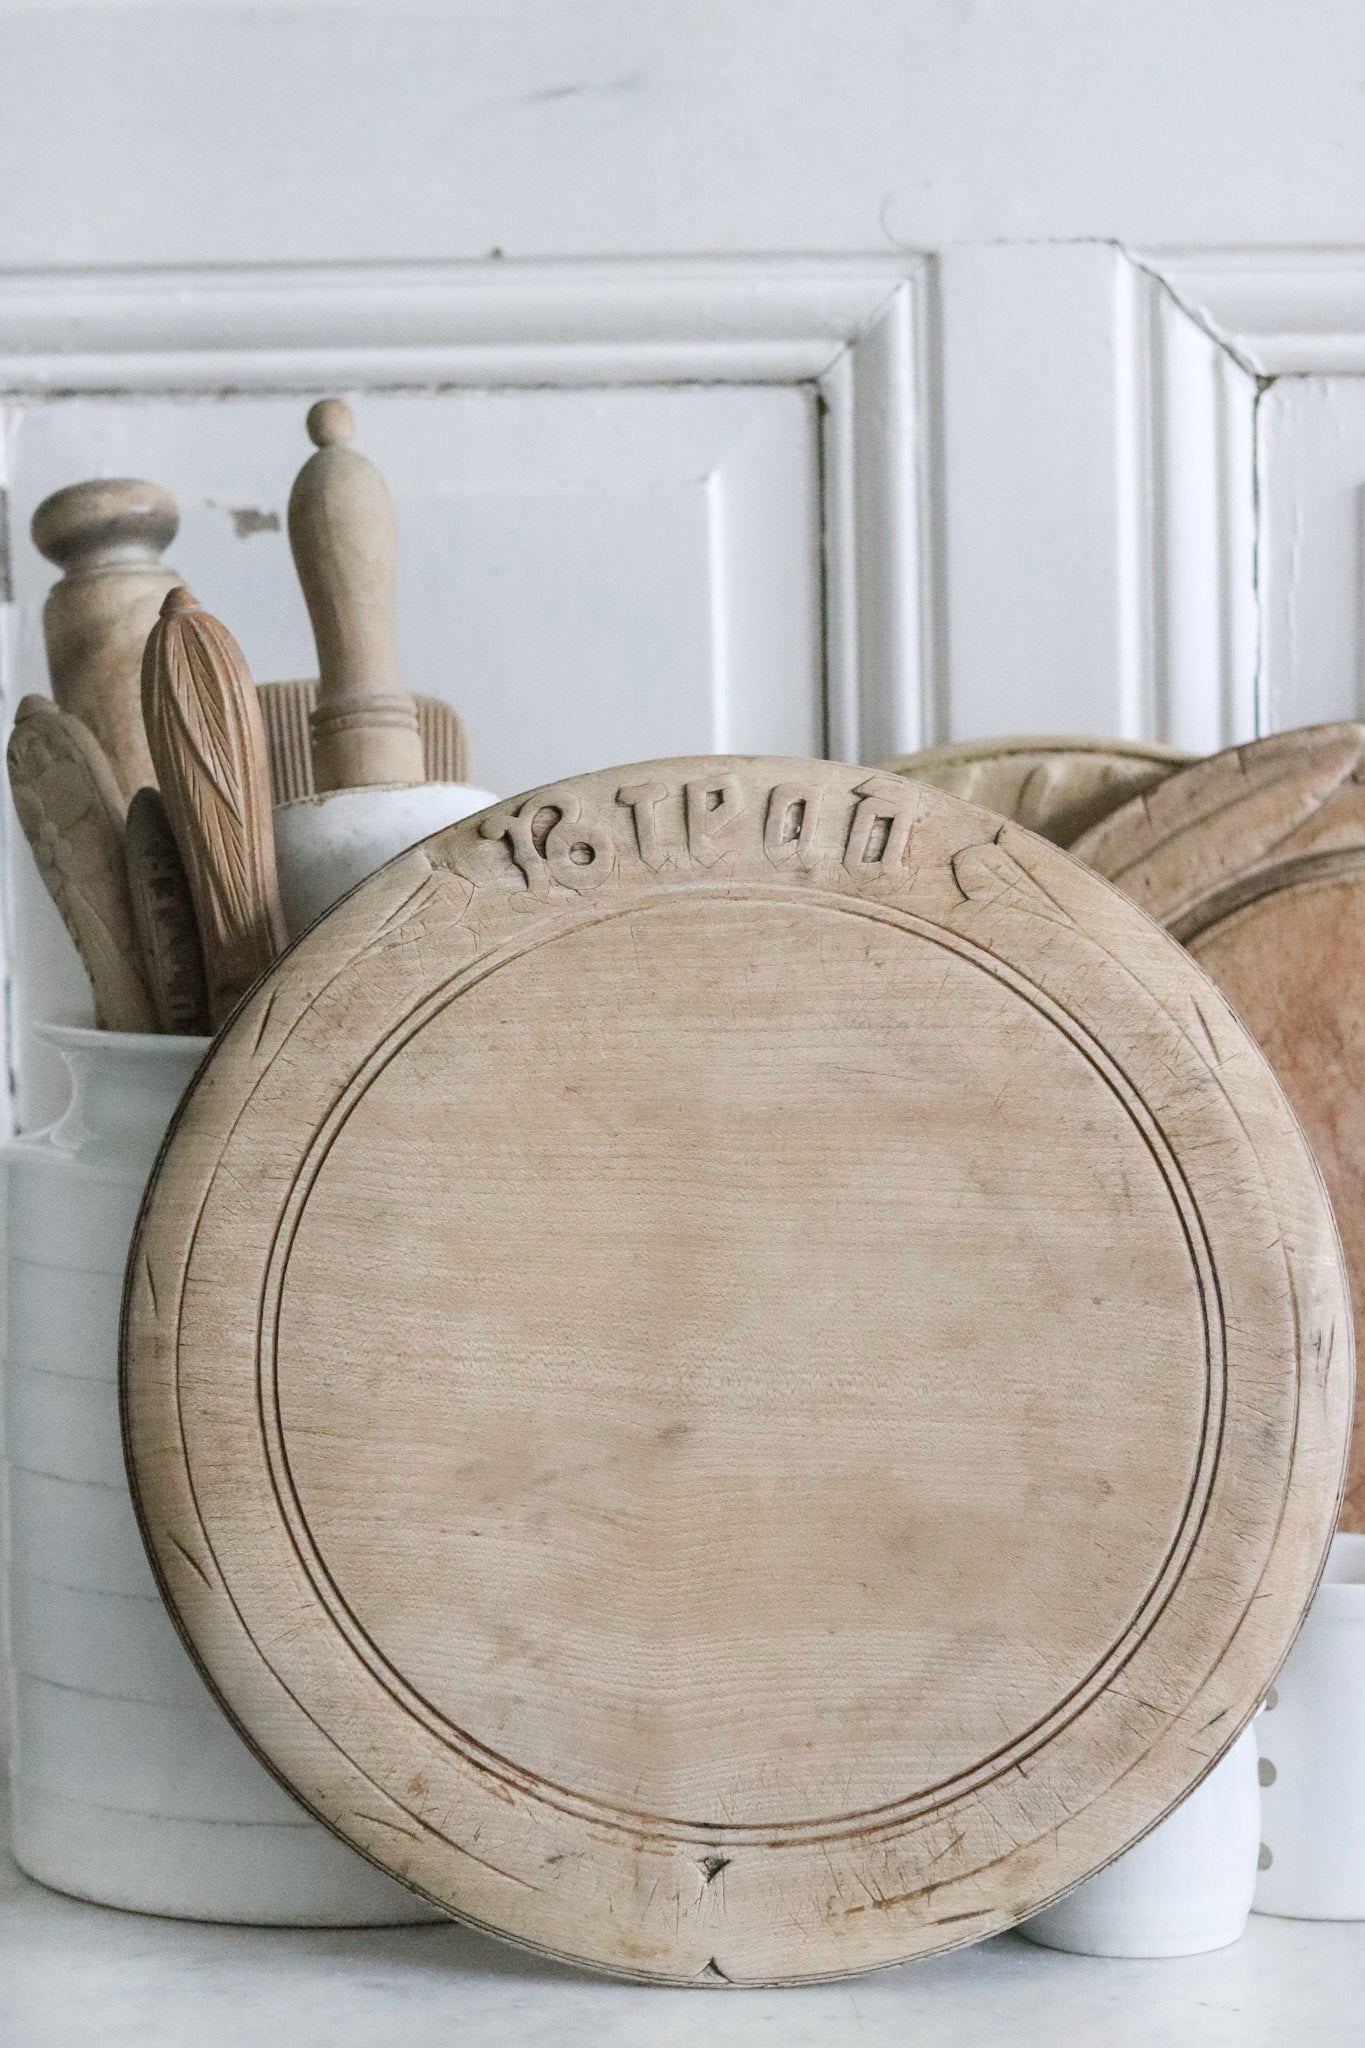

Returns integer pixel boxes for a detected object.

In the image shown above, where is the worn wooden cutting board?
[1074,722,1365,1531]
[884,735,1195,846]
[122,756,1349,1984]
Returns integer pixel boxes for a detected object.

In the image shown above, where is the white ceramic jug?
[1255,1532,1365,1919]
[272,781,497,937]
[4,1020,439,1923]
[1019,1724,1261,1956]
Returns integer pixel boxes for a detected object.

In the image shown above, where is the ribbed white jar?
[4,1021,438,1924]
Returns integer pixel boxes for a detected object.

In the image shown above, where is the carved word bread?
[885,735,1195,847]
[123,756,1349,1985]
[1073,722,1365,1530]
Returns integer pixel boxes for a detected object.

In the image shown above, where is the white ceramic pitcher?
[3,1020,439,1923]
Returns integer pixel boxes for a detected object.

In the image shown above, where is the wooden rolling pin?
[287,399,425,792]
[31,479,181,801]
[258,678,469,805]
[142,589,287,1026]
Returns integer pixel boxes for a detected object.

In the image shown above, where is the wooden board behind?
[1074,723,1365,1529]
[884,735,1195,847]
[122,756,1350,1984]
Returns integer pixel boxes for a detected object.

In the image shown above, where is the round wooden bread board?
[122,755,1350,1984]
[1073,722,1365,1531]
[883,734,1195,847]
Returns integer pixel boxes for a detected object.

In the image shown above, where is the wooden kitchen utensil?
[287,399,425,792]
[7,695,157,1033]
[123,756,1350,1985]
[124,787,211,1036]
[1073,722,1365,1531]
[31,479,182,802]
[886,734,1196,847]
[141,589,287,1027]
[258,679,470,805]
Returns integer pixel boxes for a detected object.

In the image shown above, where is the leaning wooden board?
[883,735,1195,847]
[122,756,1350,1984]
[1074,722,1365,1531]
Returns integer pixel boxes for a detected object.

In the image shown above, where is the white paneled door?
[5,7,1365,1135]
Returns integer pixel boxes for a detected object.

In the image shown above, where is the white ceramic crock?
[273,781,497,938]
[3,1020,439,1923]
[1255,1532,1365,1919]
[1018,1724,1260,1956]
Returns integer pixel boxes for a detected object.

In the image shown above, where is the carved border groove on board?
[123,758,1350,1984]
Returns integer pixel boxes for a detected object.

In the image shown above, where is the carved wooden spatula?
[124,786,211,1036]
[142,589,287,1027]
[6,694,157,1032]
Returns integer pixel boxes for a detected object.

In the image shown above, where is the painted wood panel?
[1256,377,1365,735]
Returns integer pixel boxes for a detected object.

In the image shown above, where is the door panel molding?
[0,254,933,764]
[1142,248,1365,736]
[1142,250,1365,376]
[1122,259,1258,750]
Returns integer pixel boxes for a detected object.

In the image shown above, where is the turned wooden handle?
[258,678,470,805]
[31,478,181,802]
[6,694,157,1032]
[287,398,424,792]
[142,589,287,1026]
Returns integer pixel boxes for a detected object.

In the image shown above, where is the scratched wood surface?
[885,735,1195,847]
[1073,723,1365,1530]
[122,756,1350,1984]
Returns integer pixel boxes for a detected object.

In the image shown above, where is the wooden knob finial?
[161,585,201,618]
[306,397,355,450]
[288,399,423,792]
[31,478,182,801]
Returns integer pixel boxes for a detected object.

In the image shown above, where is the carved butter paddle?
[142,589,287,1026]
[124,786,211,1036]
[6,694,157,1032]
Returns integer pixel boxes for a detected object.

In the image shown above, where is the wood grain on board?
[6,695,157,1033]
[141,589,287,1027]
[123,757,1349,1984]
[1074,723,1365,1530]
[886,735,1195,847]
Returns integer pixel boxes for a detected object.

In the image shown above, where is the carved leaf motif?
[142,591,287,1026]
[952,829,1075,928]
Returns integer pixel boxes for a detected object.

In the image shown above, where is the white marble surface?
[1,1786,1362,2046]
